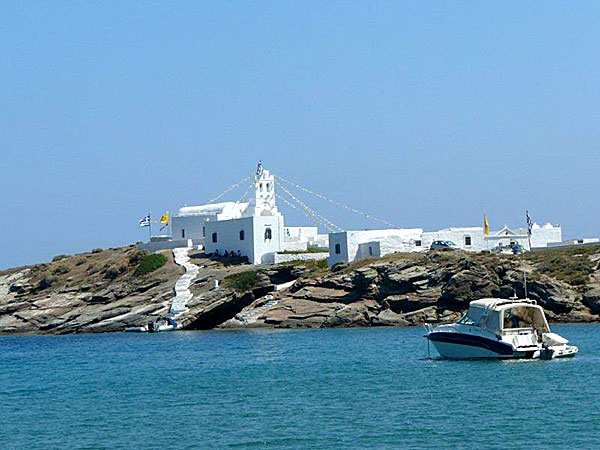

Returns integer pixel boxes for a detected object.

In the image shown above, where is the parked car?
[491,243,528,255]
[430,240,457,250]
[510,244,527,255]
[491,244,513,255]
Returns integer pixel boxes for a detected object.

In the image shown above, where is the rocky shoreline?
[1,245,599,335]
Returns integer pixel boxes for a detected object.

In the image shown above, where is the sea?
[1,324,599,449]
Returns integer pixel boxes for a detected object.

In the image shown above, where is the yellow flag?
[483,213,490,236]
[160,212,170,224]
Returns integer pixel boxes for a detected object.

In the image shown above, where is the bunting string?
[206,175,252,204]
[275,174,400,228]
[277,183,343,232]
[237,182,254,203]
[276,193,338,232]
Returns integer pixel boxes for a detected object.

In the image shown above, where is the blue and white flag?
[139,215,150,227]
[256,160,263,177]
[526,210,533,236]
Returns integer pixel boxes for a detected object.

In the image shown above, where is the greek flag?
[256,160,263,176]
[526,210,533,236]
[139,215,150,227]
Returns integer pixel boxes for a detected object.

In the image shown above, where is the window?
[202,226,205,237]
[239,230,245,241]
[264,228,272,240]
[465,236,472,246]
[369,246,373,256]
[212,232,218,243]
[415,240,422,247]
[266,183,270,190]
[335,243,341,254]
[458,314,476,326]
[181,229,185,238]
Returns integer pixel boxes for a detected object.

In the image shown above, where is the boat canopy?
[458,300,550,335]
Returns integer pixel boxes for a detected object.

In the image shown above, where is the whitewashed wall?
[327,229,423,266]
[422,227,487,251]
[138,239,196,252]
[253,215,285,264]
[284,226,318,242]
[282,241,308,252]
[172,215,215,241]
[204,217,255,261]
[529,224,562,248]
[273,252,329,264]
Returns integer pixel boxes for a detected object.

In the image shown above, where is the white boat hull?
[428,332,578,360]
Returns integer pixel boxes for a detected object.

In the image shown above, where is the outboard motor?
[540,344,554,360]
[147,320,155,333]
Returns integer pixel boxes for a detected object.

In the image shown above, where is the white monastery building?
[141,162,565,267]
[156,165,328,264]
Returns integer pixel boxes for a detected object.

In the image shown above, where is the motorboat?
[425,298,578,360]
[124,316,178,333]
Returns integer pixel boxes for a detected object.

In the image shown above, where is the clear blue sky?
[1,2,599,269]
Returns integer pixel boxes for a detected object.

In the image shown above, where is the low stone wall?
[282,241,308,252]
[138,239,202,252]
[273,252,329,264]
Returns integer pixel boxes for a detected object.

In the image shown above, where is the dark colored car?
[511,244,527,255]
[430,240,457,250]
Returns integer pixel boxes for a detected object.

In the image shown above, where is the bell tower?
[246,161,280,217]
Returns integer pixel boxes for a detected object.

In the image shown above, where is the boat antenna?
[521,255,528,299]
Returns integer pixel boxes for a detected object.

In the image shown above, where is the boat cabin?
[458,298,550,338]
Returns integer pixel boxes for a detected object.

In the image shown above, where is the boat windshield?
[457,313,477,326]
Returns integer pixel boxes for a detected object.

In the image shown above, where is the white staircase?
[170,246,199,316]
[236,295,278,324]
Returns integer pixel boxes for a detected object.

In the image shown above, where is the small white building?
[171,202,248,243]
[327,228,424,266]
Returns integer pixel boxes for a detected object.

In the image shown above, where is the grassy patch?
[283,259,330,277]
[133,253,168,277]
[285,259,328,269]
[525,246,599,286]
[52,264,70,275]
[224,271,259,292]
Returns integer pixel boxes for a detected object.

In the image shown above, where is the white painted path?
[237,295,278,324]
[170,247,200,316]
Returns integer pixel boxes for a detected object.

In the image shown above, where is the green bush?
[224,271,259,292]
[52,265,70,275]
[37,275,56,290]
[92,248,103,254]
[128,249,148,266]
[105,263,127,280]
[133,253,168,277]
[52,254,68,262]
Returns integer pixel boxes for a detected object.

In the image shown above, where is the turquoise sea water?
[1,324,599,449]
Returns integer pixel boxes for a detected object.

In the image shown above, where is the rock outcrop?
[1,245,600,334]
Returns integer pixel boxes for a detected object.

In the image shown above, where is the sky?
[1,2,599,269]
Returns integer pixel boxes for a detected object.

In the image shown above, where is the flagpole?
[148,212,152,242]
